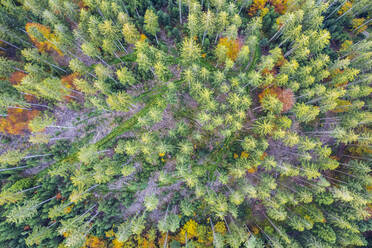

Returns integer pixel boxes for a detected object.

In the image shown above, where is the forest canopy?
[0,0,371,247]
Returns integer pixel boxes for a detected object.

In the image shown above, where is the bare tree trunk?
[179,0,182,24]
[23,154,53,159]
[163,231,168,248]
[0,39,20,50]
[0,165,29,172]
[47,125,75,129]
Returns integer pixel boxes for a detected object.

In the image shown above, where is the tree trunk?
[353,18,372,32]
[163,231,168,248]
[23,154,53,159]
[269,25,284,43]
[47,125,75,129]
[33,196,57,209]
[50,137,70,141]
[215,33,219,44]
[0,39,20,50]
[326,0,347,19]
[19,185,42,193]
[335,5,354,22]
[179,0,182,24]
[0,165,29,172]
[30,103,52,110]
[13,67,27,74]
[7,106,31,110]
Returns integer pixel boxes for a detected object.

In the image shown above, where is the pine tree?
[116,67,136,86]
[29,113,73,132]
[0,57,19,77]
[25,225,52,247]
[116,221,132,242]
[292,103,320,123]
[181,37,201,65]
[187,13,200,38]
[144,194,159,211]
[106,92,133,111]
[122,22,140,44]
[201,9,215,45]
[78,145,99,165]
[144,9,160,44]
[6,199,39,224]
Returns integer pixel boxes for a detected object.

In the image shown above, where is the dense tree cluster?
[0,0,371,247]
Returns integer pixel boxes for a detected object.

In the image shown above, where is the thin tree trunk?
[269,25,284,43]
[353,18,372,32]
[50,137,70,141]
[29,103,52,110]
[13,67,27,74]
[0,39,20,50]
[33,196,57,209]
[215,33,219,44]
[19,185,42,193]
[209,218,217,245]
[335,5,354,21]
[23,154,52,159]
[68,89,84,96]
[47,125,75,129]
[326,0,347,19]
[163,231,168,248]
[278,37,289,48]
[179,0,182,24]
[71,204,97,225]
[7,106,31,110]
[0,165,29,172]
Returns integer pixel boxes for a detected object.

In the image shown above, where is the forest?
[0,0,371,247]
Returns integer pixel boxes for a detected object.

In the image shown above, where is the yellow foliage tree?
[214,221,226,234]
[112,239,124,248]
[352,18,367,34]
[83,235,107,248]
[331,99,352,113]
[178,219,198,244]
[338,1,352,16]
[249,0,288,16]
[249,0,269,16]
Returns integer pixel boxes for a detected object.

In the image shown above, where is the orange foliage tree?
[259,87,295,112]
[217,37,243,61]
[9,71,27,86]
[61,73,79,102]
[271,0,288,14]
[25,23,63,55]
[0,108,40,135]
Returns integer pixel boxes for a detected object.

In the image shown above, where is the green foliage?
[0,0,370,247]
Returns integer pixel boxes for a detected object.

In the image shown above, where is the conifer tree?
[144,9,160,44]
